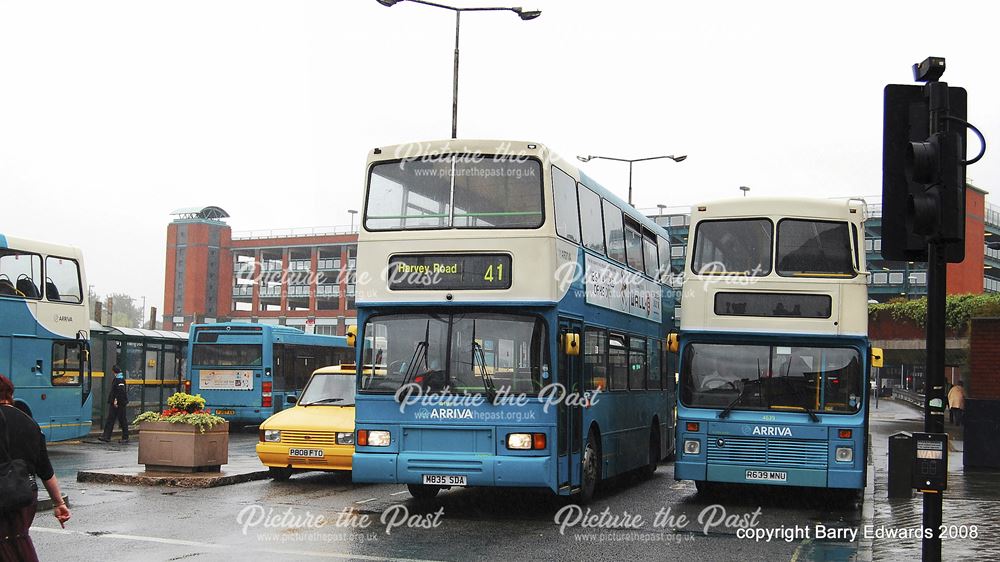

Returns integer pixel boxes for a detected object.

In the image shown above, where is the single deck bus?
[0,235,93,441]
[187,323,352,427]
[672,197,883,496]
[352,139,676,501]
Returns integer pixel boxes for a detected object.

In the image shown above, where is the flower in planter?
[133,392,227,433]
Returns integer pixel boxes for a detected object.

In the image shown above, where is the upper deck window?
[0,250,42,299]
[578,186,605,254]
[45,256,83,303]
[603,201,626,264]
[776,219,854,278]
[692,219,772,276]
[552,166,580,243]
[365,156,543,231]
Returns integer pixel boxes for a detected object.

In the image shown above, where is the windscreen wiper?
[399,320,431,399]
[300,397,345,406]
[471,320,497,402]
[718,378,760,419]
[776,360,820,422]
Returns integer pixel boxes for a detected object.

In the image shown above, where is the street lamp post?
[376,0,540,139]
[348,209,358,232]
[576,154,687,206]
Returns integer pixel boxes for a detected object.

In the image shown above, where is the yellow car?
[256,364,356,480]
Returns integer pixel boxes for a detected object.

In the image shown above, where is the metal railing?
[232,225,358,240]
[893,387,924,409]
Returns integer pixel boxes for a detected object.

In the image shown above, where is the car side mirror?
[286,395,297,405]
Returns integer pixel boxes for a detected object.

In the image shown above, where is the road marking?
[389,491,410,496]
[790,538,812,562]
[31,526,444,562]
[355,497,378,504]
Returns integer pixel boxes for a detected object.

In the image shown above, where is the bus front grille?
[405,458,485,473]
[707,437,828,468]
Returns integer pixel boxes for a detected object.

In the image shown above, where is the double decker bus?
[673,198,882,496]
[352,139,675,501]
[0,235,93,441]
[188,322,352,427]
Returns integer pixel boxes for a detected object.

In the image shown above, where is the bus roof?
[691,197,866,222]
[190,322,349,345]
[0,234,85,259]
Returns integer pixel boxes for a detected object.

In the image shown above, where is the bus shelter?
[90,322,188,429]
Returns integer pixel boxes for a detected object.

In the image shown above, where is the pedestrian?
[947,381,966,427]
[0,374,71,562]
[99,365,129,443]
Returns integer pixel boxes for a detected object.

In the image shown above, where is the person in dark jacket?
[0,374,71,562]
[98,365,129,443]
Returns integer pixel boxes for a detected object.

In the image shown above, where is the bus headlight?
[835,446,853,462]
[367,430,391,447]
[684,439,701,455]
[263,430,281,443]
[507,433,532,450]
[336,432,355,445]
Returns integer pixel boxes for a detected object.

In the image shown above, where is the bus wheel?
[269,467,293,481]
[578,431,601,504]
[407,484,441,500]
[642,426,660,478]
[694,480,715,497]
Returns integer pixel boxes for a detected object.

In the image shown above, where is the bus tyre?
[694,480,714,497]
[269,467,293,481]
[642,426,660,478]
[407,484,441,500]
[578,431,600,504]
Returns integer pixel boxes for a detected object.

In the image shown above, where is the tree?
[105,292,143,328]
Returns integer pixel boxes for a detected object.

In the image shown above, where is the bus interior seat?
[0,277,19,296]
[16,275,40,299]
[45,278,61,301]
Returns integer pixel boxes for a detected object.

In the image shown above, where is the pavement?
[868,397,1000,561]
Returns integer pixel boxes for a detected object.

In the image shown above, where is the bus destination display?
[388,254,512,290]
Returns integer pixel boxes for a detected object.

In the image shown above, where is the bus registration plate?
[215,409,235,415]
[746,470,787,482]
[289,448,324,458]
[422,474,467,486]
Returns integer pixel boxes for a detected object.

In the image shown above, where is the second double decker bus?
[352,139,675,501]
[673,197,882,496]
[0,234,93,441]
[188,322,352,427]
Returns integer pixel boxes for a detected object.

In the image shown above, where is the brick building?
[163,207,357,335]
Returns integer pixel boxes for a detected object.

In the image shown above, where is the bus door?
[557,319,584,492]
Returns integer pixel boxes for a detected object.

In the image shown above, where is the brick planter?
[137,421,229,473]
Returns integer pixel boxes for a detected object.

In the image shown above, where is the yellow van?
[256,364,356,480]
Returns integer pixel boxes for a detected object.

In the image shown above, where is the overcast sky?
[1,0,997,320]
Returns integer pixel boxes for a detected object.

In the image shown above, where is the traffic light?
[881,81,967,263]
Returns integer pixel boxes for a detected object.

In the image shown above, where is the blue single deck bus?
[352,140,675,501]
[0,235,93,441]
[673,198,883,495]
[188,323,352,426]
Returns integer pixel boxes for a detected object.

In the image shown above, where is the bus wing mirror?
[562,333,580,356]
[667,333,679,353]
[870,347,884,368]
[347,325,357,347]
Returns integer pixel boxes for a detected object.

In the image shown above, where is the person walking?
[99,366,129,443]
[947,381,966,427]
[0,374,71,561]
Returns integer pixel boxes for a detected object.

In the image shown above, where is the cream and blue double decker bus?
[352,140,675,501]
[673,197,882,497]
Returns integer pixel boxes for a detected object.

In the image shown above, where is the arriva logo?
[751,426,792,437]
[430,408,473,420]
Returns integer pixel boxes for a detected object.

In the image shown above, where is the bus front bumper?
[676,460,864,489]
[353,452,553,489]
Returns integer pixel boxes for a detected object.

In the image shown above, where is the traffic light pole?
[921,78,948,562]
[923,242,946,562]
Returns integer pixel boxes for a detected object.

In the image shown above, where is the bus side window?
[583,327,607,392]
[647,338,662,390]
[628,336,646,390]
[608,334,627,391]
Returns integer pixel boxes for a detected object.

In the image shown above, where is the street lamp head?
[576,155,593,163]
[670,155,687,162]
[513,8,542,20]
[376,0,402,6]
